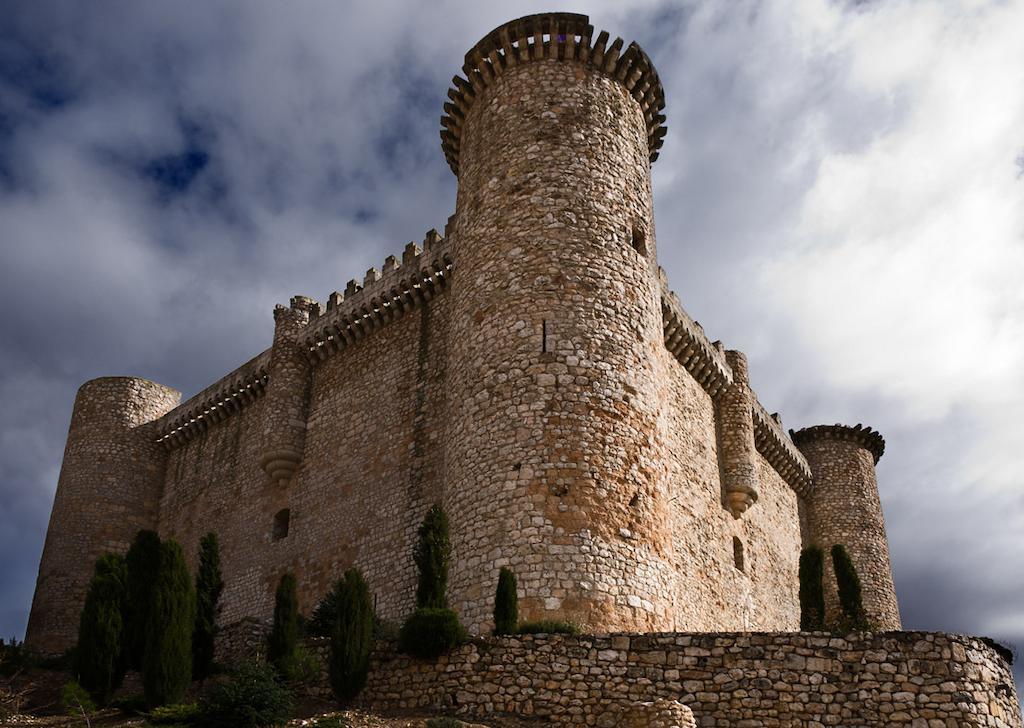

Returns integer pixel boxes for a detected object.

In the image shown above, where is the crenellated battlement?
[660,273,812,498]
[791,423,886,464]
[302,229,453,363]
[440,12,667,176]
[752,402,813,496]
[661,292,733,399]
[155,351,271,450]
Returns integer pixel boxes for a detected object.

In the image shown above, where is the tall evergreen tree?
[124,530,161,670]
[831,544,868,630]
[267,572,300,675]
[413,505,450,609]
[492,567,518,635]
[798,546,826,631]
[143,540,196,708]
[74,553,128,704]
[328,568,375,703]
[192,532,223,681]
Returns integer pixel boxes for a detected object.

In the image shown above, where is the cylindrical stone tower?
[715,350,759,517]
[792,424,901,630]
[25,376,180,654]
[442,13,674,633]
[260,296,317,487]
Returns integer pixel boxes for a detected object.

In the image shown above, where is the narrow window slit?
[273,508,291,541]
[542,319,548,353]
[631,226,648,256]
[733,536,745,572]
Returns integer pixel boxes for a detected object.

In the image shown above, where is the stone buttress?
[441,13,676,632]
[24,377,180,654]
[792,424,902,630]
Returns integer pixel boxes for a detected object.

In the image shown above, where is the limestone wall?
[346,631,1021,727]
[158,288,451,625]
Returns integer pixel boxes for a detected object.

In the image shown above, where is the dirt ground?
[0,667,494,727]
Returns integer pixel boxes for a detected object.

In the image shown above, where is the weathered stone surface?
[325,632,1018,727]
[23,14,1017,727]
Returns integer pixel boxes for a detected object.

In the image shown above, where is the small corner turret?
[792,423,901,630]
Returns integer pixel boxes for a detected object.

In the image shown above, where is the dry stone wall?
[340,631,1021,727]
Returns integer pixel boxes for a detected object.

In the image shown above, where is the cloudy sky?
[2,0,1022,686]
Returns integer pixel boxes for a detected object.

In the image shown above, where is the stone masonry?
[339,631,1020,727]
[24,11,1018,725]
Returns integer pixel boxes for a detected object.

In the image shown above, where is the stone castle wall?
[340,631,1020,727]
[27,12,899,659]
[158,283,452,625]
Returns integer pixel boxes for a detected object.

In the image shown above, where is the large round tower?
[25,377,180,654]
[442,13,674,632]
[792,424,901,630]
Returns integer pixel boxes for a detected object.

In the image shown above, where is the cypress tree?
[267,572,300,675]
[798,546,825,631]
[143,540,196,708]
[831,544,868,630]
[328,568,375,703]
[492,567,518,635]
[124,529,161,670]
[413,505,450,609]
[74,553,127,703]
[192,532,223,682]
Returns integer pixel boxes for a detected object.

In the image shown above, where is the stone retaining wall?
[311,631,1020,726]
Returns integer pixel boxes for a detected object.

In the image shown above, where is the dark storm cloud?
[1,0,1021,693]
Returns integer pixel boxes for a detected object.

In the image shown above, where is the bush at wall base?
[328,568,375,703]
[492,567,518,636]
[74,553,127,704]
[143,540,196,708]
[198,660,294,728]
[798,546,826,631]
[398,608,467,659]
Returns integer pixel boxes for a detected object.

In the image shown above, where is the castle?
[26,11,902,655]
[25,13,1024,725]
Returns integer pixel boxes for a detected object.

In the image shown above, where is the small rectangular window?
[273,509,291,541]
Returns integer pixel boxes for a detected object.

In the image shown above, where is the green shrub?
[74,553,127,703]
[398,608,466,659]
[414,505,451,609]
[492,567,518,636]
[799,546,826,631]
[198,660,293,728]
[60,681,96,726]
[267,573,300,676]
[306,587,339,638]
[516,620,579,635]
[193,532,224,682]
[279,645,320,687]
[147,702,200,724]
[144,540,197,708]
[830,544,869,631]
[125,530,162,670]
[425,719,466,728]
[328,568,374,703]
